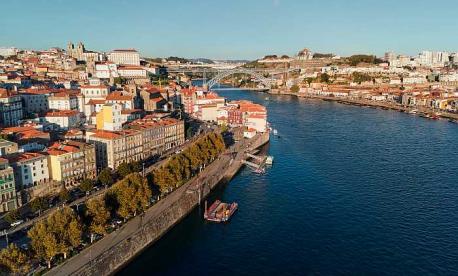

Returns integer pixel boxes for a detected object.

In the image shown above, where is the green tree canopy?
[0,243,30,274]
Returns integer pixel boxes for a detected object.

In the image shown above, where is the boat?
[408,109,418,114]
[265,156,274,165]
[273,129,278,136]
[204,200,238,222]
[254,167,265,174]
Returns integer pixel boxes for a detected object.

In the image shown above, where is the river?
[119,88,458,275]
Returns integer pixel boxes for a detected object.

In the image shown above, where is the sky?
[1,0,458,60]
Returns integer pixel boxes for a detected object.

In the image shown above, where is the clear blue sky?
[1,0,458,60]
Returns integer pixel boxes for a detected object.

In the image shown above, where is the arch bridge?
[204,68,275,89]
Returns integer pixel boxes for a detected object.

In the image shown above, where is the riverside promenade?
[47,131,269,276]
[269,89,458,121]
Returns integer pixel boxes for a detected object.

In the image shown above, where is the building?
[87,129,143,170]
[129,116,185,158]
[0,139,18,156]
[105,91,137,110]
[67,41,85,61]
[0,89,23,127]
[80,84,110,104]
[139,86,167,111]
[44,110,82,130]
[117,65,147,78]
[0,47,18,57]
[96,103,123,131]
[6,152,50,202]
[20,89,51,115]
[46,140,97,188]
[48,92,79,110]
[1,125,50,152]
[0,158,19,213]
[108,49,140,66]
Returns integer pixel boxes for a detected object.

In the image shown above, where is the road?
[3,127,217,239]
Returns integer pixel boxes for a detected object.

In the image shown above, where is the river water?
[119,89,458,275]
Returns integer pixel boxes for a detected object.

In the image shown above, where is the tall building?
[87,129,143,170]
[67,41,85,61]
[46,140,97,189]
[0,90,23,127]
[108,49,140,66]
[0,158,19,213]
[96,103,123,131]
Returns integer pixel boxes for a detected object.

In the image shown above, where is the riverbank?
[268,89,458,121]
[46,131,269,276]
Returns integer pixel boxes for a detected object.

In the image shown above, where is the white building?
[108,49,140,66]
[7,152,50,188]
[48,93,79,110]
[95,62,119,79]
[80,84,110,104]
[43,110,82,130]
[0,47,18,57]
[117,65,147,78]
[0,90,23,127]
[20,90,51,115]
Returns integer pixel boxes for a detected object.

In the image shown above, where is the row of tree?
[0,132,226,273]
[152,132,226,193]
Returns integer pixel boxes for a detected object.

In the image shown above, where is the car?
[10,220,24,227]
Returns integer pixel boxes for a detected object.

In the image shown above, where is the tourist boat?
[254,167,265,174]
[273,129,278,136]
[204,200,238,222]
[265,156,274,165]
[409,109,418,114]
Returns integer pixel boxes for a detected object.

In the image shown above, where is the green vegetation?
[4,209,19,224]
[30,196,49,214]
[352,72,373,84]
[79,179,94,194]
[20,131,226,273]
[348,55,384,66]
[152,132,225,193]
[98,168,114,187]
[28,207,82,268]
[313,53,334,58]
[0,243,30,274]
[290,84,300,93]
[85,196,110,235]
[59,187,70,203]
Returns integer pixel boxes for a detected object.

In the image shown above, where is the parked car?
[10,220,24,227]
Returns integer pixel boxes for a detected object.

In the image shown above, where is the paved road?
[47,132,261,276]
[5,130,216,238]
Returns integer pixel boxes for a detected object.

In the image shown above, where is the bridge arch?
[204,68,273,89]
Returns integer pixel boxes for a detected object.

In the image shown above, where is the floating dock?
[204,200,238,222]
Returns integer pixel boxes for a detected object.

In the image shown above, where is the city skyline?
[2,0,458,59]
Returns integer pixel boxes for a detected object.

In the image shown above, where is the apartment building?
[46,140,97,188]
[6,152,50,189]
[107,49,140,66]
[128,116,185,158]
[0,89,23,127]
[87,129,143,170]
[0,158,19,213]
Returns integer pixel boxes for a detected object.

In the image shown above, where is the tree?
[319,73,330,83]
[79,179,94,194]
[98,168,114,187]
[117,162,132,178]
[0,243,30,274]
[28,221,58,269]
[290,84,300,93]
[59,187,70,203]
[46,207,82,259]
[4,209,19,224]
[30,196,49,215]
[86,197,110,235]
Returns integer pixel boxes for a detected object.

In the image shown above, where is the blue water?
[119,89,458,275]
